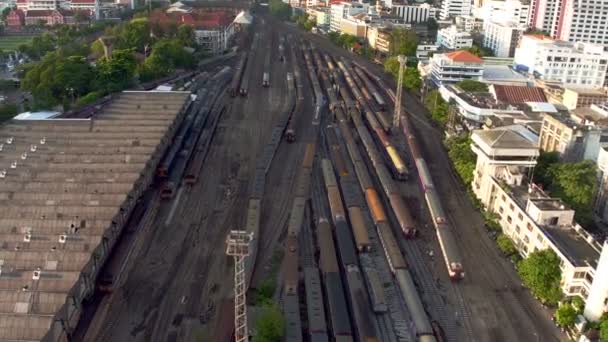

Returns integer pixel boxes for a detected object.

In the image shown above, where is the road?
[77,17,294,342]
[277,19,566,342]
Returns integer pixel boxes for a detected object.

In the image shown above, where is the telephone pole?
[226,230,254,342]
[393,55,407,129]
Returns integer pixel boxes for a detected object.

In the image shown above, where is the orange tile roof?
[445,50,483,64]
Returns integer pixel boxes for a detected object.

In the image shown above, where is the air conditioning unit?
[32,268,41,280]
[30,145,37,152]
[59,234,67,243]
[23,233,31,242]
[21,153,27,160]
[10,161,17,169]
[40,137,46,145]
[6,137,13,144]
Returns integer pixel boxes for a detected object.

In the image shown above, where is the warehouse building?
[0,91,191,341]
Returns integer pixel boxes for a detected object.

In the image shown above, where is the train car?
[302,143,316,169]
[364,267,387,313]
[304,267,329,340]
[365,189,387,225]
[401,116,464,280]
[346,207,371,252]
[388,193,417,238]
[157,109,195,179]
[284,294,303,342]
[288,197,307,236]
[284,235,299,296]
[262,72,270,87]
[317,218,339,274]
[321,159,338,188]
[394,269,436,340]
[327,186,346,223]
[324,272,353,338]
[334,220,358,267]
[229,52,248,97]
[353,67,386,111]
[344,265,379,342]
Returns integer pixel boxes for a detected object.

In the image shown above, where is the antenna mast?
[226,230,253,342]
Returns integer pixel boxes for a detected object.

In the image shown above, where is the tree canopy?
[389,28,418,57]
[138,39,195,82]
[94,49,137,93]
[328,32,359,49]
[252,304,285,342]
[269,0,291,20]
[517,249,563,305]
[465,44,494,58]
[424,90,449,125]
[456,80,488,92]
[496,234,517,256]
[383,57,422,91]
[532,151,560,187]
[555,302,577,327]
[549,161,597,227]
[601,318,608,342]
[445,134,477,185]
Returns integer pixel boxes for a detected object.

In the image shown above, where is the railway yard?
[0,5,569,342]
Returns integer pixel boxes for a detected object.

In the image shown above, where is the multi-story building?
[482,20,525,58]
[416,43,439,60]
[473,0,529,26]
[454,15,476,32]
[16,0,63,11]
[6,8,25,26]
[471,126,608,322]
[329,1,368,32]
[513,35,608,89]
[439,0,471,20]
[561,88,608,110]
[430,50,484,85]
[366,25,392,54]
[436,25,473,50]
[389,3,435,23]
[306,6,330,30]
[529,0,608,45]
[340,12,368,38]
[539,111,608,162]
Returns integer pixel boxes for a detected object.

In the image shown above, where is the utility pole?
[226,230,254,342]
[393,55,407,129]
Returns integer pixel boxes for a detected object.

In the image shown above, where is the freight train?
[229,52,248,97]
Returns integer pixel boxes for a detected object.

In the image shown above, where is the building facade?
[513,35,608,89]
[306,6,330,30]
[474,0,529,26]
[366,25,391,54]
[6,8,25,26]
[329,1,367,32]
[390,3,435,23]
[439,0,471,20]
[562,88,608,110]
[416,43,439,60]
[430,50,484,85]
[529,0,608,45]
[471,126,608,322]
[436,25,473,50]
[483,20,525,58]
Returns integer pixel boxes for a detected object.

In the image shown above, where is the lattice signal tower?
[226,230,253,342]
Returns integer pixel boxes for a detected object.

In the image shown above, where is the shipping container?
[317,218,339,274]
[347,207,371,252]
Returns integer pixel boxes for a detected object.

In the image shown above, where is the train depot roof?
[0,91,190,341]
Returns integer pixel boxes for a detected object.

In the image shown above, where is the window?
[518,213,524,221]
[600,135,608,143]
[527,222,533,230]
[509,204,514,211]
[537,234,543,243]
[586,273,594,283]
[548,217,559,225]
[574,271,585,279]
[507,216,513,224]
[524,235,530,243]
[502,194,506,201]
[499,207,504,214]
[569,286,582,293]
[515,225,520,233]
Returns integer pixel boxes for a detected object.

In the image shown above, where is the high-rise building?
[473,0,530,26]
[329,1,368,32]
[483,20,525,57]
[439,0,471,20]
[390,3,435,23]
[529,0,608,45]
[513,35,608,89]
[430,50,484,85]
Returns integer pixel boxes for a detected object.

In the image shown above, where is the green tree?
[601,318,608,342]
[445,134,477,185]
[456,79,488,92]
[74,11,89,25]
[465,44,493,57]
[119,18,152,52]
[328,31,340,45]
[571,296,585,314]
[426,18,438,32]
[424,90,449,125]
[555,302,577,327]
[139,39,195,82]
[548,161,597,227]
[55,55,94,98]
[389,28,417,56]
[269,0,291,20]
[252,304,285,342]
[403,67,422,91]
[0,104,19,121]
[177,24,195,46]
[1,7,12,21]
[517,249,563,305]
[532,151,560,188]
[496,234,517,256]
[95,48,137,93]
[526,28,550,36]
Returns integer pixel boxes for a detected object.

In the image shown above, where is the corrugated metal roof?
[0,91,190,341]
[492,84,547,104]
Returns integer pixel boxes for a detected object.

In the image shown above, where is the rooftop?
[491,84,547,103]
[445,50,484,64]
[482,65,530,85]
[474,127,537,149]
[0,91,190,341]
[565,87,607,96]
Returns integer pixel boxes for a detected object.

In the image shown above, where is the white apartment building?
[329,1,368,32]
[454,15,475,32]
[430,50,484,85]
[529,0,608,45]
[483,20,525,58]
[439,0,471,20]
[16,0,66,10]
[473,0,529,26]
[436,25,473,50]
[390,3,435,23]
[306,6,330,30]
[416,43,439,60]
[513,35,608,89]
[471,126,608,321]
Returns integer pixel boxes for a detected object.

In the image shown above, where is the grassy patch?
[0,36,35,51]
